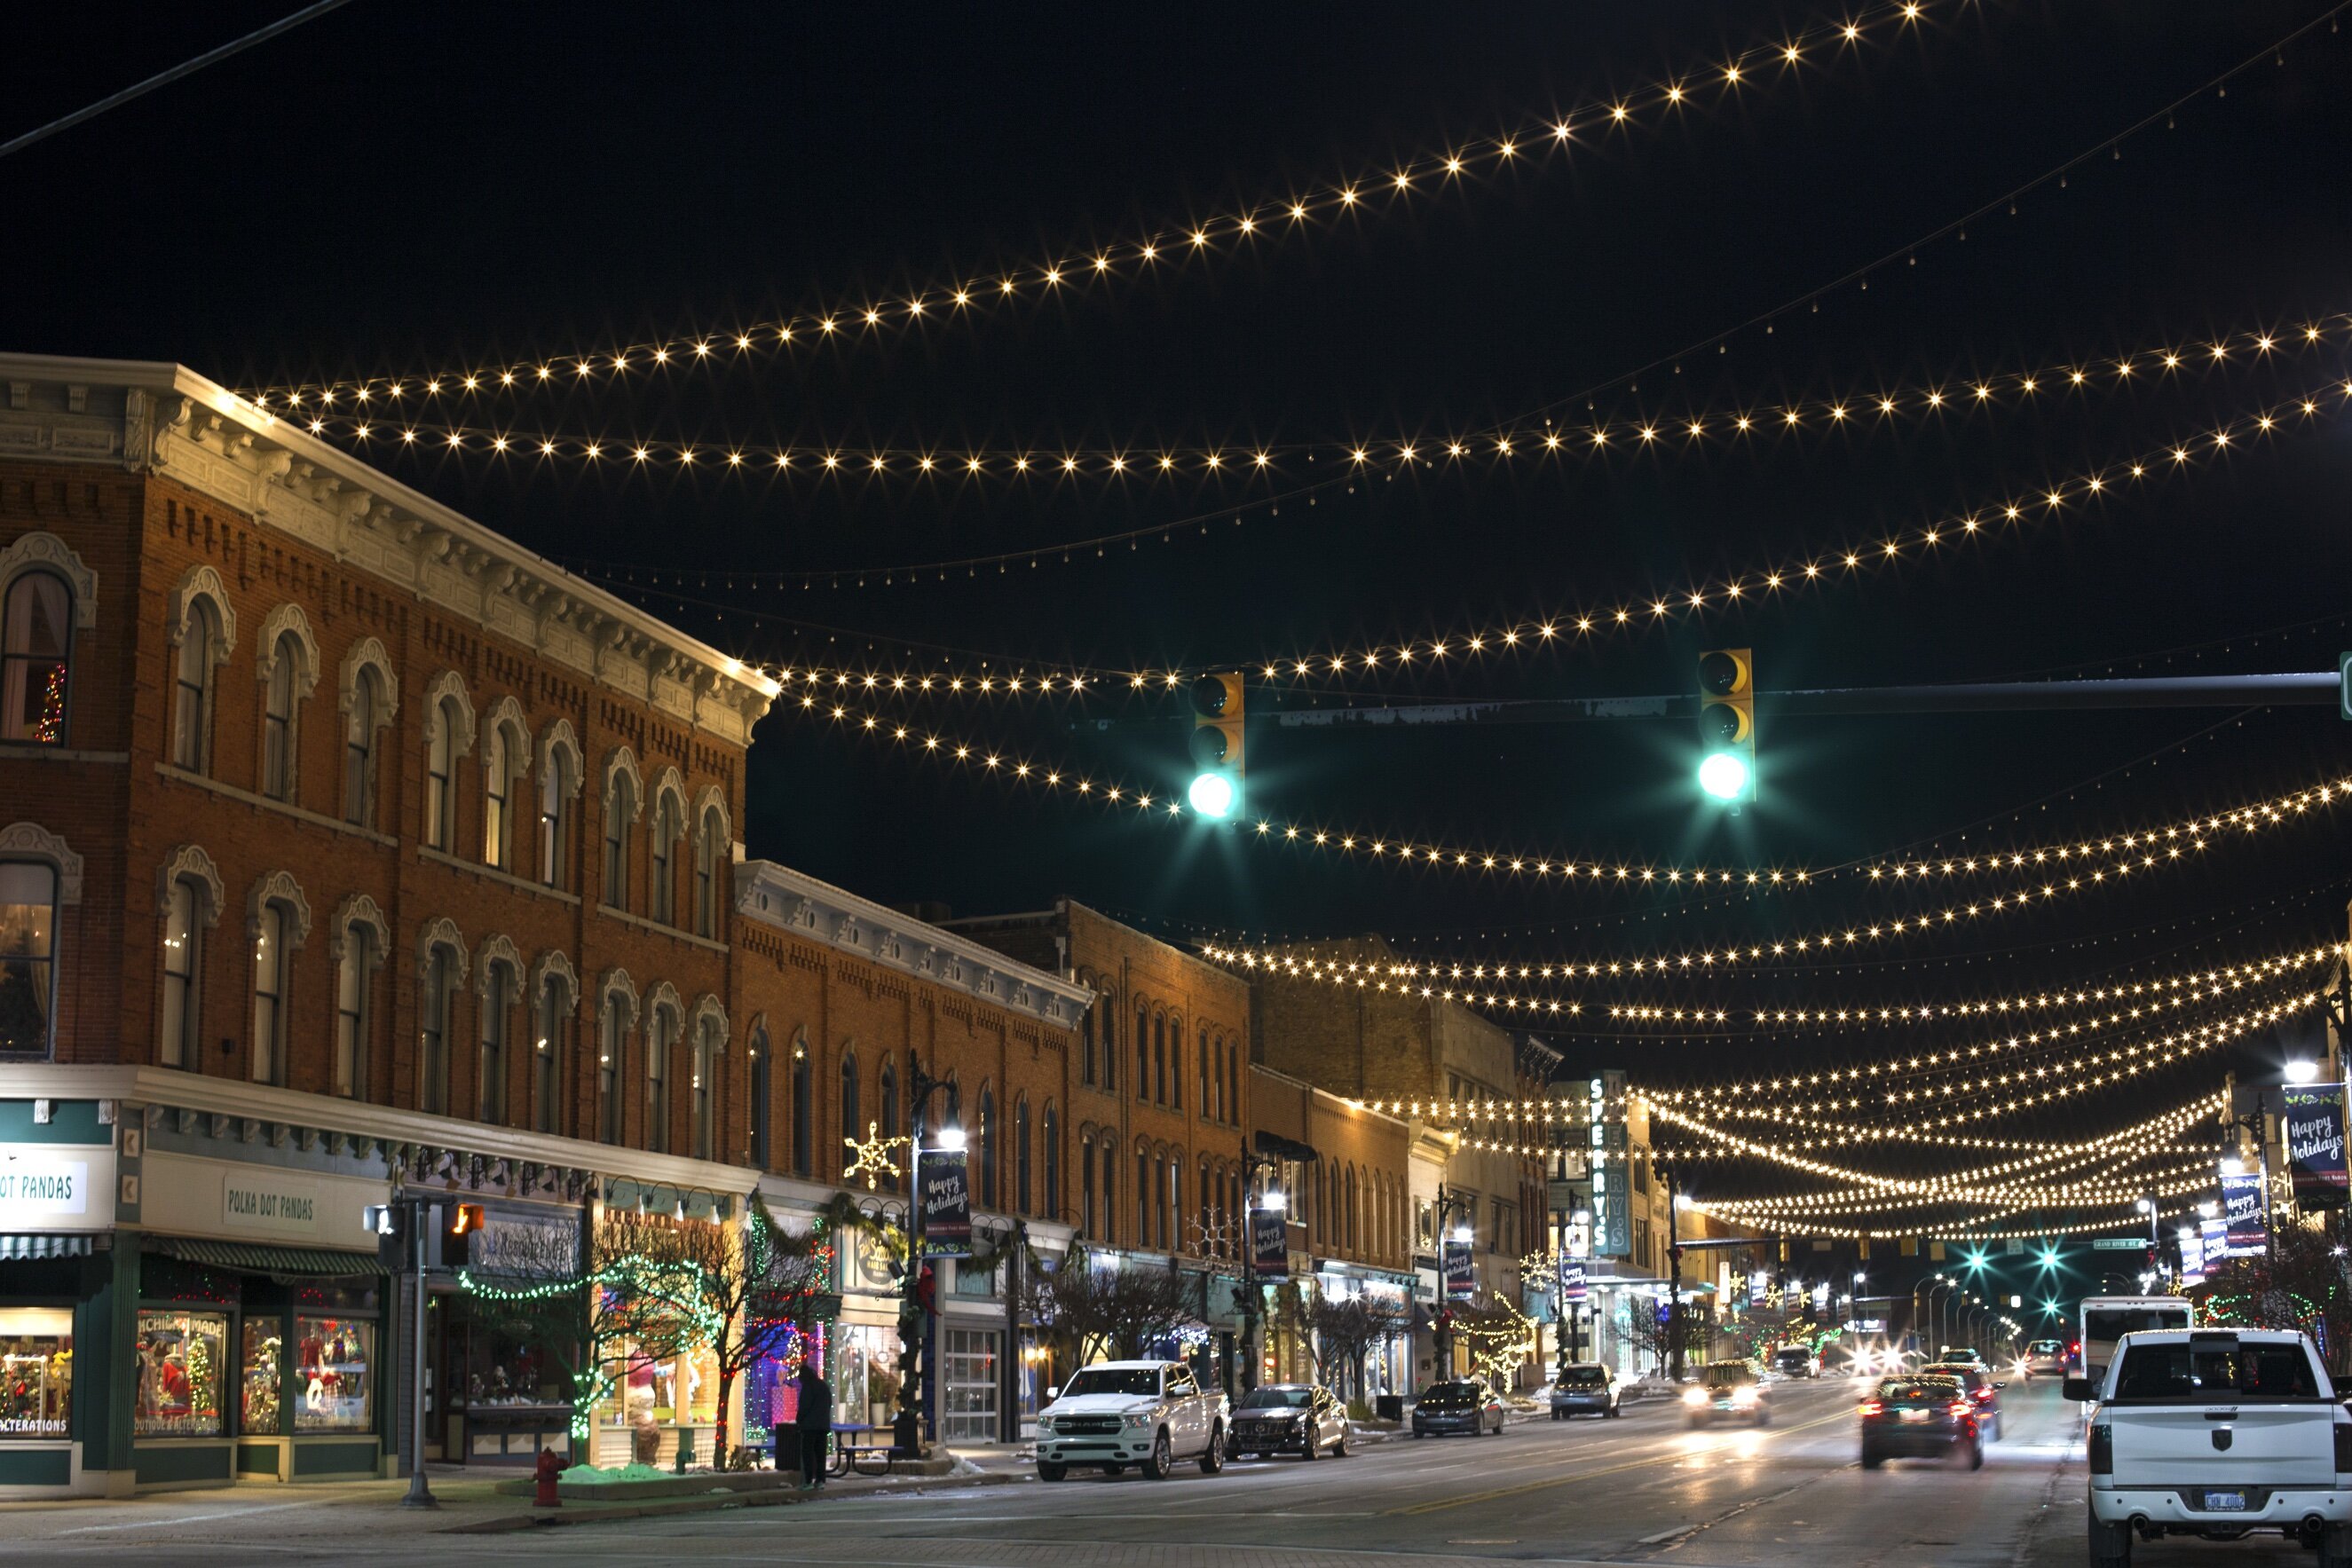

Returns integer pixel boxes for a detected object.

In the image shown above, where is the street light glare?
[2285,1059,2320,1084]
[932,1124,967,1152]
[1697,751,1750,800]
[1188,771,1236,818]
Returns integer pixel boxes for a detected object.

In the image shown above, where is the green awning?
[0,1233,97,1259]
[147,1236,383,1279]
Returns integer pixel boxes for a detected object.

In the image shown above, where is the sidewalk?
[0,1452,1035,1546]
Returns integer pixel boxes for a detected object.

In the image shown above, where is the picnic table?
[827,1422,894,1477]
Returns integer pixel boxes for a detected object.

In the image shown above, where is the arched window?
[646,1001,678,1154]
[977,1087,998,1209]
[479,957,516,1123]
[537,738,577,890]
[1078,1134,1095,1237]
[596,981,634,1145]
[1099,1140,1116,1244]
[160,871,211,1069]
[1151,1012,1165,1104]
[425,695,462,852]
[747,1028,772,1169]
[1346,1166,1359,1253]
[1014,1096,1032,1216]
[1162,1156,1177,1255]
[1078,987,1096,1087]
[1134,1000,1148,1095]
[1199,1028,1211,1118]
[790,1036,812,1175]
[1225,1040,1239,1127]
[1135,1146,1150,1247]
[879,1060,901,1194]
[343,667,386,827]
[694,802,726,939]
[172,600,220,774]
[249,899,293,1086]
[533,965,572,1134]
[481,719,519,871]
[419,942,457,1115]
[1168,1017,1181,1112]
[838,1052,861,1178]
[1,571,72,745]
[1099,989,1117,1092]
[260,632,304,803]
[332,918,380,1099]
[690,1010,722,1162]
[651,790,683,926]
[603,772,636,910]
[0,858,58,1055]
[1042,1103,1060,1220]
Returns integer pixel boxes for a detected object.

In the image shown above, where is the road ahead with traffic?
[3,1375,2326,1568]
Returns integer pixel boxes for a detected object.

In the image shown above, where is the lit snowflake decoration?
[1188,1205,1239,1261]
[842,1121,910,1190]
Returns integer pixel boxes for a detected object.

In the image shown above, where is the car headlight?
[1121,1412,1154,1429]
[1731,1386,1758,1406]
[1682,1387,1707,1406]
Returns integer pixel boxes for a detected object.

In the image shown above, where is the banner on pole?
[2222,1169,2269,1257]
[918,1148,971,1259]
[1251,1208,1290,1279]
[1442,1239,1475,1298]
[2179,1225,2205,1287]
[2284,1084,2350,1207]
[1558,1258,1588,1304]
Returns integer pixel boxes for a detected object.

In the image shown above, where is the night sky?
[8,2,2348,1202]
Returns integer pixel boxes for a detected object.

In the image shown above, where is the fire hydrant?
[533,1447,566,1509]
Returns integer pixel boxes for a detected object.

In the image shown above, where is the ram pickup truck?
[2068,1328,2352,1565]
[1034,1359,1228,1481]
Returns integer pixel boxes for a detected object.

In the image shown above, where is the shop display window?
[241,1319,283,1435]
[136,1309,228,1437]
[826,1323,903,1431]
[597,1335,719,1430]
[0,1309,72,1439]
[294,1316,374,1431]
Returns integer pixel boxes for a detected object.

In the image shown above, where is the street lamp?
[2286,1058,2321,1085]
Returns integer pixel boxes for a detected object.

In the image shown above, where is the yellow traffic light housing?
[1697,647,1756,805]
[1188,672,1245,818]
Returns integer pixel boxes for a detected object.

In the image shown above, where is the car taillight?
[1972,1387,1995,1403]
[2335,1422,2352,1474]
[1859,1400,1884,1418]
[2089,1424,2112,1475]
[1949,1401,1971,1418]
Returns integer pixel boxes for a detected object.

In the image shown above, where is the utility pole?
[1664,1167,1685,1385]
[400,1194,435,1509]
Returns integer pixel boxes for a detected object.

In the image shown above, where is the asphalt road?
[2,1377,2329,1565]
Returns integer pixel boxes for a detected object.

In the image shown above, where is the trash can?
[1375,1394,1404,1422]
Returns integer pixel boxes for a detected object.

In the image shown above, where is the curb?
[443,1470,1018,1533]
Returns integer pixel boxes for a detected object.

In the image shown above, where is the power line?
[0,0,359,164]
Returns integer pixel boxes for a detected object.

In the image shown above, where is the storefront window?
[295,1317,374,1431]
[941,1328,998,1442]
[136,1310,228,1437]
[826,1323,902,1432]
[241,1319,283,1435]
[0,1309,72,1438]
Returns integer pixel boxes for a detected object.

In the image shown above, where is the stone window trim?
[481,697,529,768]
[167,564,237,658]
[0,822,83,905]
[328,892,390,964]
[474,933,525,999]
[691,783,733,859]
[531,949,581,1011]
[243,870,314,948]
[0,532,99,626]
[154,843,225,926]
[649,766,688,832]
[414,916,470,985]
[537,718,585,798]
[643,979,683,1027]
[254,604,321,697]
[598,966,642,1031]
[337,636,400,721]
[422,671,477,759]
[688,991,729,1044]
[602,745,646,819]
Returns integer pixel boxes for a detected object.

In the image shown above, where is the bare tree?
[1298,1295,1411,1392]
[1021,1245,1200,1367]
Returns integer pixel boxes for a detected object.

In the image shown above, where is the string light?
[250,2,1949,410]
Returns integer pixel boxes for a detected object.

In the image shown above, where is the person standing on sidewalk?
[794,1362,833,1489]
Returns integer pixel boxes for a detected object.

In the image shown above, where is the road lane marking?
[58,1498,328,1533]
[1383,1408,1853,1517]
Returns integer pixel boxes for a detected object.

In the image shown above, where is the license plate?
[1899,1409,1931,1422]
[2204,1491,2247,1512]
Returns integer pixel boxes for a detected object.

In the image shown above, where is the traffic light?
[1188,672,1245,819]
[365,1202,408,1272]
[1696,648,1756,804]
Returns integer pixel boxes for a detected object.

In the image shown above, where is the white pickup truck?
[2069,1327,2352,1565]
[1035,1359,1229,1481]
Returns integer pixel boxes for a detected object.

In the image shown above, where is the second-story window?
[977,1087,998,1209]
[249,899,291,1086]
[479,957,515,1123]
[1014,1096,1032,1216]
[603,773,635,910]
[691,1012,722,1162]
[418,942,456,1115]
[694,803,724,938]
[0,861,59,1056]
[532,967,572,1135]
[646,1003,676,1154]
[537,747,573,890]
[597,999,627,1145]
[650,791,683,926]
[333,922,378,1099]
[160,874,207,1069]
[746,1028,771,1169]
[789,1036,811,1176]
[482,723,512,870]
[343,667,385,828]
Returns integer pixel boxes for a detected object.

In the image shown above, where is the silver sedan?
[1226,1383,1350,1460]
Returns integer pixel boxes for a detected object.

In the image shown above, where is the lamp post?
[1666,1176,1689,1386]
[893,1059,960,1456]
[1432,1185,1476,1378]
[1235,1139,1283,1395]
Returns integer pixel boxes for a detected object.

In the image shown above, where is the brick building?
[0,355,1090,1495]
